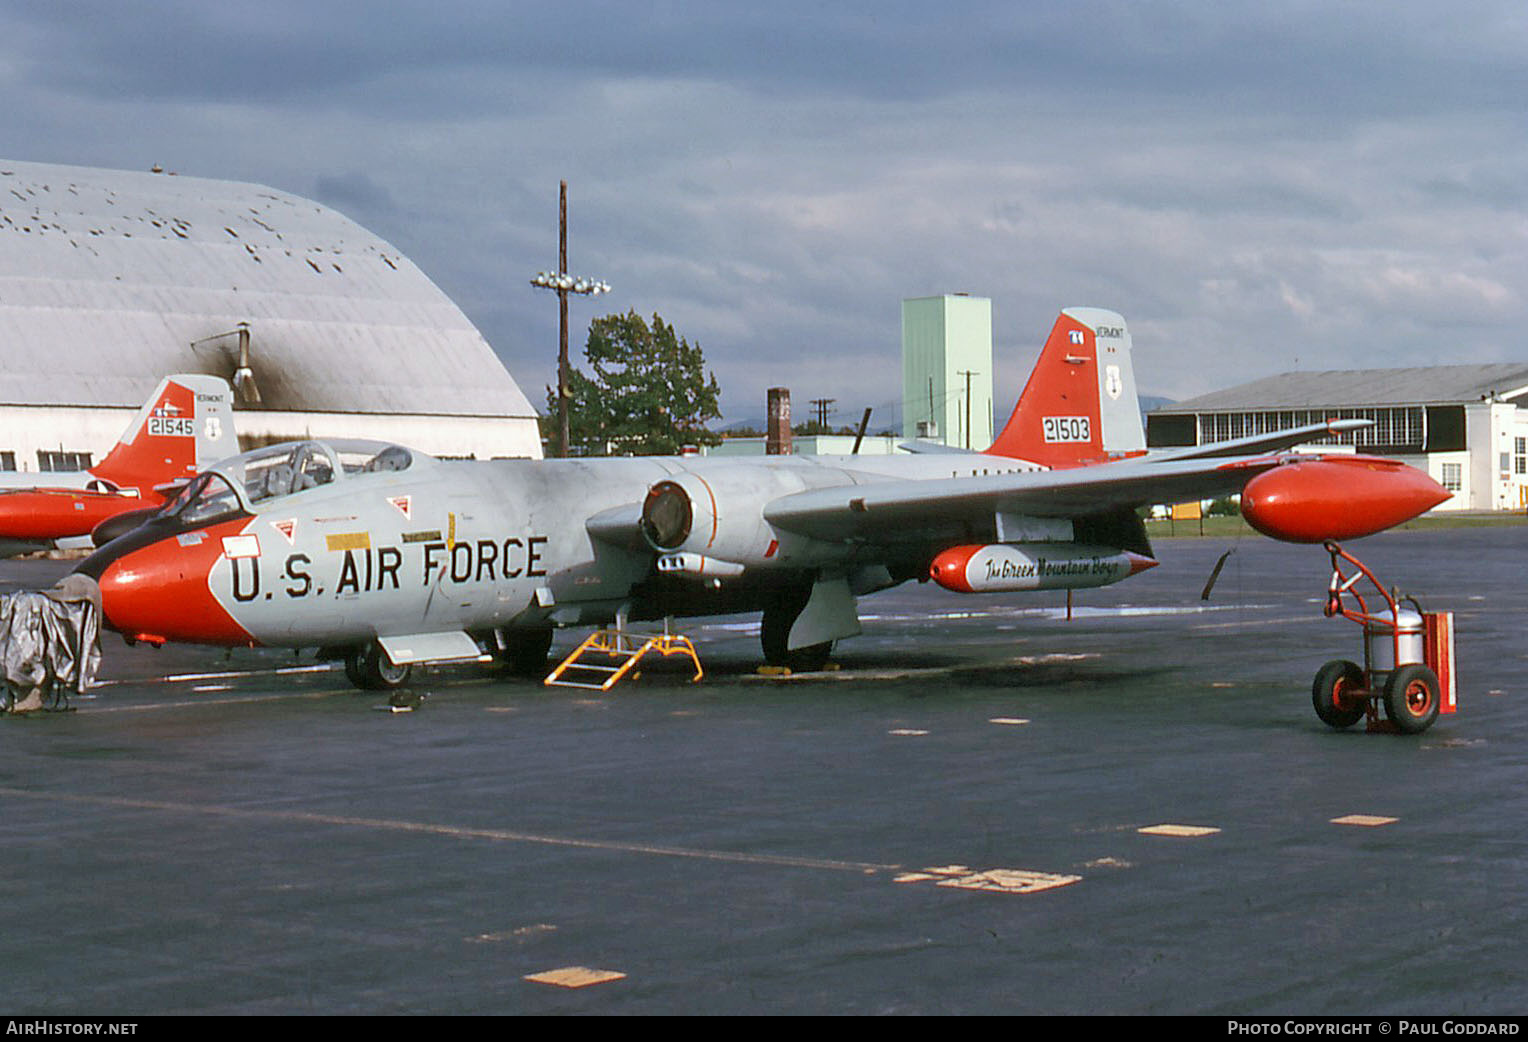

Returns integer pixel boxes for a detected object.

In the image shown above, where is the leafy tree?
[553,310,723,456]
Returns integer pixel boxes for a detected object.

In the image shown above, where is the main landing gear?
[760,585,833,673]
[343,640,412,691]
[1310,541,1456,735]
[338,626,556,691]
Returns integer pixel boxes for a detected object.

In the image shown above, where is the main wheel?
[1312,659,1366,729]
[344,641,413,691]
[760,589,833,672]
[1383,663,1441,734]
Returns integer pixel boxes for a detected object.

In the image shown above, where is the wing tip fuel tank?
[1240,457,1451,543]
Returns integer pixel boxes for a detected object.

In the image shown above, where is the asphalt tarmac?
[0,525,1524,1015]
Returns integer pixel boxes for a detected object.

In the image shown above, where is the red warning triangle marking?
[388,495,412,520]
[272,518,297,545]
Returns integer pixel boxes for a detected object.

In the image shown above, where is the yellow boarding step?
[544,628,704,691]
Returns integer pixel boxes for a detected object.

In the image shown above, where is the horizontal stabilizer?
[1146,419,1372,463]
[897,441,980,455]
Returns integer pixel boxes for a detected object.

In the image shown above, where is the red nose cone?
[930,545,980,593]
[96,520,255,645]
[1241,457,1450,543]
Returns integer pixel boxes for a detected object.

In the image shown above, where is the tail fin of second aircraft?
[983,307,1146,467]
[89,375,239,492]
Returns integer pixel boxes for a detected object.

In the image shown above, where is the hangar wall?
[0,159,542,471]
[1146,366,1528,511]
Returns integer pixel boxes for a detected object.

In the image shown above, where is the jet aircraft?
[72,309,1449,688]
[0,374,238,557]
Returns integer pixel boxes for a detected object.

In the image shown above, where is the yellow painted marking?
[325,531,371,552]
[936,870,1080,894]
[895,864,1080,894]
[989,717,1030,725]
[1138,824,1221,837]
[1331,814,1398,827]
[524,967,626,989]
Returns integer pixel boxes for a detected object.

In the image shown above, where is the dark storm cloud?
[13,1,1526,116]
[0,1,1524,417]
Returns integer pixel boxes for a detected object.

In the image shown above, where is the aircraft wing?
[762,455,1277,542]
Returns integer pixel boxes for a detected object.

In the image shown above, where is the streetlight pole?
[530,180,609,457]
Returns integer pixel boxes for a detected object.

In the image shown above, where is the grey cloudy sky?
[3,1,1524,426]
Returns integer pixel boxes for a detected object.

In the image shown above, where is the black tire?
[760,597,833,671]
[344,641,412,691]
[1312,659,1366,729]
[343,649,367,689]
[498,627,554,677]
[1383,663,1441,734]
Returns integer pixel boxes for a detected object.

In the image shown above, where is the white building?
[1147,365,1528,511]
[0,159,542,471]
[901,295,993,450]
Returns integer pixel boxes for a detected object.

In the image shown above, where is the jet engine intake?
[641,480,695,551]
[638,471,802,567]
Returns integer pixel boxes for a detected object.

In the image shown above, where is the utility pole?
[808,397,836,430]
[529,181,608,457]
[958,369,979,449]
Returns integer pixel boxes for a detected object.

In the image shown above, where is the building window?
[0,452,13,472]
[1195,406,1424,451]
[1515,437,1526,476]
[1440,462,1463,493]
[38,450,92,472]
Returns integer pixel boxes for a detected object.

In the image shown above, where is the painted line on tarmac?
[0,786,898,876]
[78,689,352,713]
[90,664,338,688]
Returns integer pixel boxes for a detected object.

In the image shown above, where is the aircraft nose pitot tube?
[1239,457,1451,543]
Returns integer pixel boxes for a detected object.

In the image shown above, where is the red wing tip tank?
[1239,456,1451,543]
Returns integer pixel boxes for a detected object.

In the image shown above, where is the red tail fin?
[89,375,238,492]
[984,307,1144,467]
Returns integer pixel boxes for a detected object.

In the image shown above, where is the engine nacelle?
[639,468,843,568]
[930,542,1157,593]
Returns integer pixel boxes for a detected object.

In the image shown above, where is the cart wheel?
[1312,659,1366,730]
[1383,663,1440,734]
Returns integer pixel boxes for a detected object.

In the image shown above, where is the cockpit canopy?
[163,439,427,524]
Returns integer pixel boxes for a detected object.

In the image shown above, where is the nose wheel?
[343,641,413,691]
